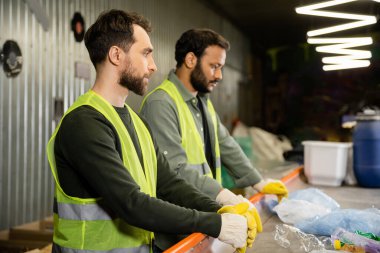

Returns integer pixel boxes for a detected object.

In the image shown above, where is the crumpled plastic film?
[274,224,330,252]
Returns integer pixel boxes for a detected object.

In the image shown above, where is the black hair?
[175,28,230,68]
[84,9,151,68]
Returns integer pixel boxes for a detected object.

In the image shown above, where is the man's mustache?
[209,79,220,84]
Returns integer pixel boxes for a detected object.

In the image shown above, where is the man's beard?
[190,61,210,93]
[119,67,148,96]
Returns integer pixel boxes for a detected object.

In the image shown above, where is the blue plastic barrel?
[353,111,380,187]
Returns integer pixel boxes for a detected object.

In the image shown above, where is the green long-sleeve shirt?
[140,70,263,200]
[54,104,221,238]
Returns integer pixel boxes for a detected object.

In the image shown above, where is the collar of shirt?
[113,105,132,124]
[168,69,209,106]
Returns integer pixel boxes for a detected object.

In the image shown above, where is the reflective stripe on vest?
[47,90,157,252]
[53,243,149,253]
[54,198,115,221]
[142,80,221,184]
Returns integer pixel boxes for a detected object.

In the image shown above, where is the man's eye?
[143,50,152,57]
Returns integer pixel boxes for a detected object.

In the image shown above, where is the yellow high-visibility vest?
[47,90,157,253]
[142,80,221,184]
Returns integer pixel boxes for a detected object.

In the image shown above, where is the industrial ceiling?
[204,0,380,49]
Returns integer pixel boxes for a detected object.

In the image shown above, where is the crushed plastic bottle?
[332,227,380,253]
[334,240,365,253]
[355,231,380,242]
[274,224,332,252]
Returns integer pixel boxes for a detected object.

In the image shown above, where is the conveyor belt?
[164,166,380,253]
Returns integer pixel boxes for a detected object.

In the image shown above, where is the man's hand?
[236,195,263,232]
[217,202,261,252]
[253,179,288,202]
[218,213,247,248]
[216,188,244,206]
[216,189,263,250]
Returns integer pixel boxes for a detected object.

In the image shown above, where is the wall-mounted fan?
[0,40,23,78]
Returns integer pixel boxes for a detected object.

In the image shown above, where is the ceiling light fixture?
[295,0,378,71]
[308,37,372,70]
[296,0,377,37]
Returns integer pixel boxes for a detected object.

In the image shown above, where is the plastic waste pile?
[332,228,380,253]
[272,188,380,252]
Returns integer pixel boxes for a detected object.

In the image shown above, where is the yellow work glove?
[217,202,249,215]
[237,204,263,253]
[235,207,262,253]
[253,179,289,202]
[236,195,263,233]
[215,189,263,233]
[218,202,261,253]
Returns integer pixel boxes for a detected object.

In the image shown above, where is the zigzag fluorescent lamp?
[296,0,377,71]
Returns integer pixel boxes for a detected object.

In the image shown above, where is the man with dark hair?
[140,28,289,250]
[47,11,252,253]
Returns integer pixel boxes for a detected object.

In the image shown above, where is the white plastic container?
[302,141,352,186]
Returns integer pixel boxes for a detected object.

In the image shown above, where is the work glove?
[216,189,263,233]
[236,195,263,233]
[218,202,261,253]
[216,189,256,210]
[218,213,247,248]
[253,178,288,202]
[216,188,245,206]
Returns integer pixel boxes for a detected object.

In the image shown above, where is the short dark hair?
[84,9,151,68]
[175,28,230,68]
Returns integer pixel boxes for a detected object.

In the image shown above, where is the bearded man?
[140,28,288,251]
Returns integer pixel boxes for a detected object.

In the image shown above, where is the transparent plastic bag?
[296,208,380,236]
[273,188,339,224]
[288,188,340,210]
[274,224,333,252]
[273,199,331,224]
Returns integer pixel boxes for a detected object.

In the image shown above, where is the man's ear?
[108,46,122,66]
[184,52,197,69]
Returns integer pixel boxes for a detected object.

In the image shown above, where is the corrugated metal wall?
[0,0,250,230]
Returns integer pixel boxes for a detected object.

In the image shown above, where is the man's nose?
[215,68,222,80]
[149,57,157,73]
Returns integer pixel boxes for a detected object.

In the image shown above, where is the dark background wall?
[260,39,380,146]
